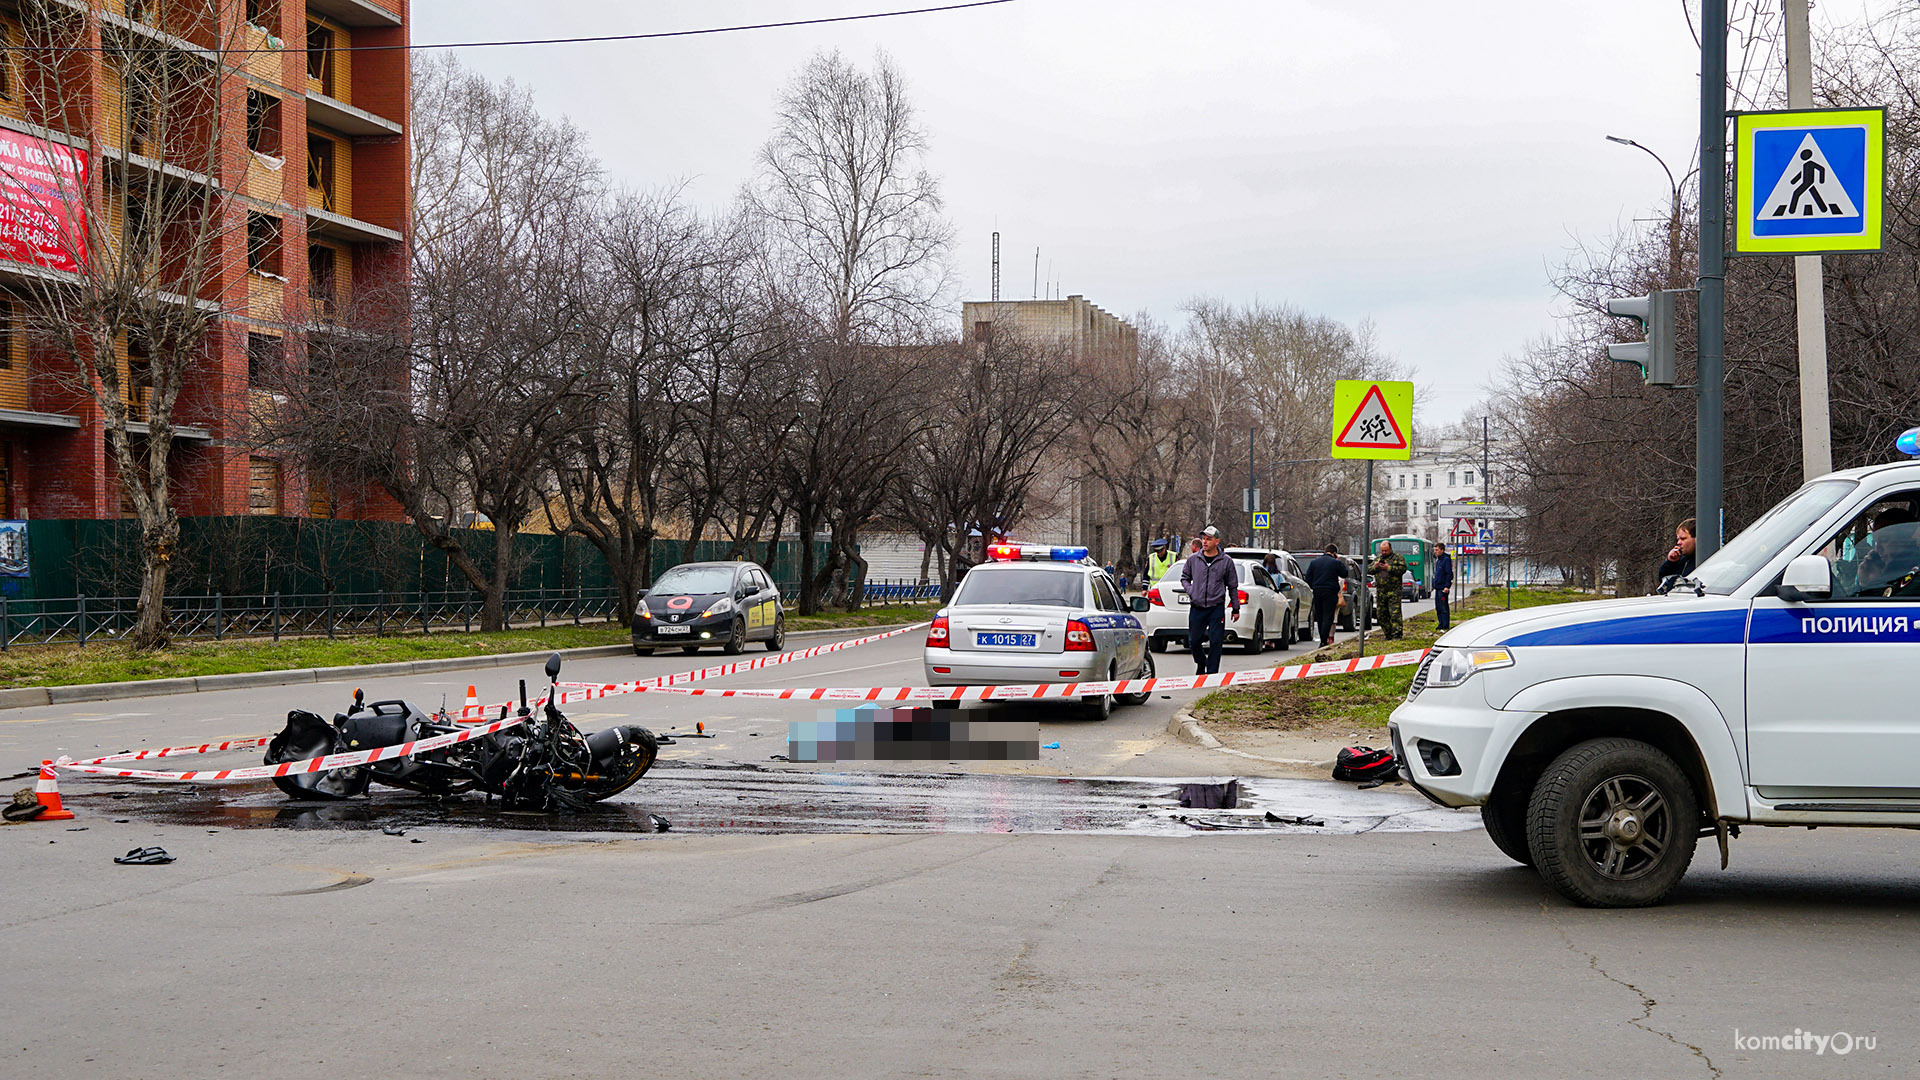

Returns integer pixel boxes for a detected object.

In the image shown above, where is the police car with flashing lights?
[924,543,1152,720]
[1390,451,1920,908]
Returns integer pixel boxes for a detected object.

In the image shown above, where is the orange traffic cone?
[34,760,75,821]
[463,685,480,720]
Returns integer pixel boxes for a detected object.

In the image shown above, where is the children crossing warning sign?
[1330,380,1412,460]
[1735,107,1883,255]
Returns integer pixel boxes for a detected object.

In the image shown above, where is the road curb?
[0,624,914,712]
[1166,705,1333,769]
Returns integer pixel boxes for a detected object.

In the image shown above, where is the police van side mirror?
[1129,595,1150,613]
[1777,554,1833,603]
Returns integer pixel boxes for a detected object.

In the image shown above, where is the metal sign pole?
[1697,0,1727,558]
[1359,460,1373,659]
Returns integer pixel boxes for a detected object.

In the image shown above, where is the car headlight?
[636,608,653,620]
[701,598,735,618]
[1420,646,1514,691]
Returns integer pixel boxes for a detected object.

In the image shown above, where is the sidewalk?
[0,624,913,712]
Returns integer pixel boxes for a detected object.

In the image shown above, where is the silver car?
[924,544,1153,720]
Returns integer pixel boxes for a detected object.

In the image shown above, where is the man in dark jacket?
[1180,526,1240,676]
[1433,542,1455,631]
[1303,544,1348,647]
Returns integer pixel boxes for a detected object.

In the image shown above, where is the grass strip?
[0,603,938,688]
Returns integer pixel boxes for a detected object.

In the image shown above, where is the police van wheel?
[1481,786,1533,866]
[1526,738,1698,908]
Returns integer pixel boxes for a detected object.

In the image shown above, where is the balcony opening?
[305,20,334,96]
[307,243,336,314]
[246,213,282,276]
[247,332,283,388]
[125,329,153,423]
[245,0,279,31]
[306,133,334,210]
[246,89,281,156]
[248,457,281,516]
[0,298,13,370]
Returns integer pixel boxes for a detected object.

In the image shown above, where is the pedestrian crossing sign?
[1252,512,1270,530]
[1734,107,1883,255]
[1330,380,1413,460]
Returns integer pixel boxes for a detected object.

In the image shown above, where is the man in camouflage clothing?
[1371,541,1408,640]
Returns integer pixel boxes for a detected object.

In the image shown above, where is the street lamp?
[1604,135,1688,288]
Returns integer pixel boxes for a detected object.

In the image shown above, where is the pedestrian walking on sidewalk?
[1433,542,1455,631]
[1371,541,1407,641]
[1304,544,1348,647]
[1181,526,1240,675]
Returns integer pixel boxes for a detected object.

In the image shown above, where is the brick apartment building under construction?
[0,0,408,523]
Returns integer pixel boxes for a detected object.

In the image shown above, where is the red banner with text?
[0,129,86,274]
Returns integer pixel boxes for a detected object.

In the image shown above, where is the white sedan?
[1139,558,1297,654]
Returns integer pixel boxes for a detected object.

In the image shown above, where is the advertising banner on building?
[0,130,87,274]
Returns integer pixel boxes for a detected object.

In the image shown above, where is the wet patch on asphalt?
[61,766,1481,837]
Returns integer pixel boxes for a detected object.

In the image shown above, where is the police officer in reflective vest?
[1371,541,1408,641]
[1146,538,1175,587]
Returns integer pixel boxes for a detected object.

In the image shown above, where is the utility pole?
[1246,426,1256,547]
[1698,0,1728,559]
[1483,417,1492,587]
[1784,0,1833,480]
[1359,461,1373,659]
[990,231,1000,304]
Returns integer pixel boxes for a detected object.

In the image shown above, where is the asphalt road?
[4,820,1916,1078]
[0,604,1428,781]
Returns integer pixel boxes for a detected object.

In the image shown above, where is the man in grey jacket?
[1181,525,1240,675]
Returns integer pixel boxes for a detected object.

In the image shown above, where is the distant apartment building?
[961,295,1138,554]
[0,0,409,523]
[1377,436,1558,585]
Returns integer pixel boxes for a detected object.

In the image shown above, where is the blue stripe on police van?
[1499,609,1749,647]
[1748,605,1920,643]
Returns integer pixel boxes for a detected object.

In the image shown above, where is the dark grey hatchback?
[632,561,785,656]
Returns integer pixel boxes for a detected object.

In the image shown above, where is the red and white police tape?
[553,647,1431,704]
[55,714,531,783]
[43,618,1428,787]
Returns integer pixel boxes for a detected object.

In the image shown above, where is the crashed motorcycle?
[264,653,658,811]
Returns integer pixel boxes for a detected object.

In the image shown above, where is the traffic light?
[1604,290,1678,386]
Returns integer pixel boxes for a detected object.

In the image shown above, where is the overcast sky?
[414,0,1719,431]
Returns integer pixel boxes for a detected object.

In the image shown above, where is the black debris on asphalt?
[114,846,175,865]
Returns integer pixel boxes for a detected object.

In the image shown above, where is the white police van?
[1390,457,1920,907]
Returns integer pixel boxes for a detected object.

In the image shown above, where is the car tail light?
[927,616,949,647]
[1064,619,1094,651]
[1236,589,1248,605]
[1147,587,1164,607]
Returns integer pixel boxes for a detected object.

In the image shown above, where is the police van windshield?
[1690,479,1855,594]
[954,567,1085,607]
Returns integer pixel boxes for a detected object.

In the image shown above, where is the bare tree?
[750,49,953,346]
[6,0,270,647]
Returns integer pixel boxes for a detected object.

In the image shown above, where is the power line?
[7,1,1020,55]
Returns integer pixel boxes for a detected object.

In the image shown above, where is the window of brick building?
[0,441,11,517]
[308,244,336,312]
[305,21,335,94]
[245,0,279,29]
[248,458,281,516]
[247,214,282,276]
[973,321,991,342]
[247,332,283,387]
[125,331,153,421]
[0,27,14,102]
[307,134,334,209]
[246,90,281,156]
[308,474,334,519]
[0,298,13,369]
